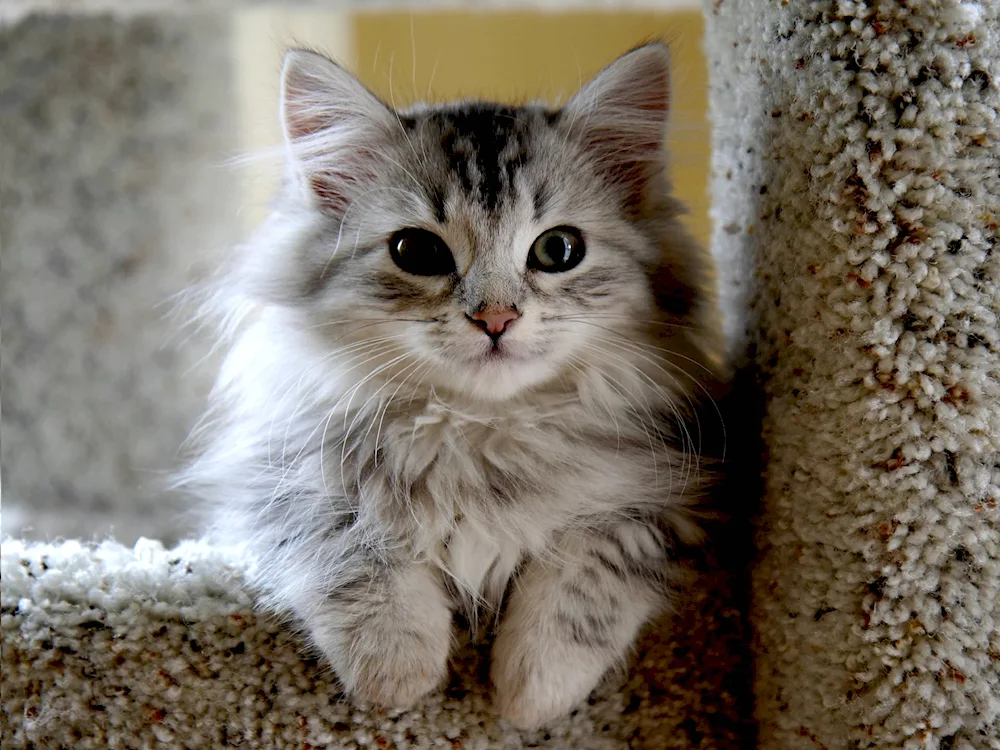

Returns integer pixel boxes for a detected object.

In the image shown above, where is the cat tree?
[2,1,998,748]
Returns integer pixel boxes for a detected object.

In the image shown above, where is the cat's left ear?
[561,43,671,213]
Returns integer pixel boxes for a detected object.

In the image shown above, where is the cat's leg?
[300,557,454,710]
[491,522,675,729]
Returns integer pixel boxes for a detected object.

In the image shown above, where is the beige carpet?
[704,0,1000,747]
[0,538,752,749]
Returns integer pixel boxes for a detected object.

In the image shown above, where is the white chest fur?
[369,394,660,605]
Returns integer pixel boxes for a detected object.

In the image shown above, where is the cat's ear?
[561,43,671,213]
[280,49,395,213]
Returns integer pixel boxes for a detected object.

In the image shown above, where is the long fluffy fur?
[179,42,722,729]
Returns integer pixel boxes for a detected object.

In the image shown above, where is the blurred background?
[0,6,709,544]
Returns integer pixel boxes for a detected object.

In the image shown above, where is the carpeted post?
[0,14,235,544]
[704,0,999,746]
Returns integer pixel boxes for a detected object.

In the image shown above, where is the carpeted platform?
[0,538,751,748]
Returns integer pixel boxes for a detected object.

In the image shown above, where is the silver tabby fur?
[181,43,722,728]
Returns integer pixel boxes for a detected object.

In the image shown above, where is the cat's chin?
[444,356,558,402]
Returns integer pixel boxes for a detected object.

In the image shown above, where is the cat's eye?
[388,228,456,276]
[527,227,585,273]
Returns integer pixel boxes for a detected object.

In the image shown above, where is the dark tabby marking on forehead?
[430,105,537,212]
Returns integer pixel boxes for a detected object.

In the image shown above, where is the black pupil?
[543,234,570,264]
[389,229,455,276]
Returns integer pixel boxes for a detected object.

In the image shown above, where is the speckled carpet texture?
[705,0,999,747]
[0,538,750,749]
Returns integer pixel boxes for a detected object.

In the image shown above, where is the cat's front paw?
[491,631,609,730]
[308,566,454,711]
[344,632,450,710]
[314,618,452,710]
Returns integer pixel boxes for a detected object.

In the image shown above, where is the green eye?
[528,226,585,272]
[388,228,456,276]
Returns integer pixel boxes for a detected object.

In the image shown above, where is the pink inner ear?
[610,159,656,214]
[568,48,671,215]
[308,163,373,215]
[280,55,391,215]
[309,174,350,214]
[283,86,330,143]
[283,92,361,213]
[306,147,384,215]
[576,57,670,213]
[582,126,667,215]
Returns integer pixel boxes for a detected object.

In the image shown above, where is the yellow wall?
[233,9,355,231]
[351,11,710,247]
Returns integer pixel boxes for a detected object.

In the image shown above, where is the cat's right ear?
[280,49,395,213]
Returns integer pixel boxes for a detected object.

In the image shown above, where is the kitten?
[182,42,721,729]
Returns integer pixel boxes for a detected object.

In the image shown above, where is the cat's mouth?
[473,341,520,365]
[482,343,510,360]
[484,345,509,361]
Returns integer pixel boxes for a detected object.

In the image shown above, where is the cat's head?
[249,43,712,402]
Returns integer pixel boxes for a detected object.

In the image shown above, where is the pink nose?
[469,307,520,337]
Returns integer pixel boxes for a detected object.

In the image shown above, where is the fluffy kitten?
[182,42,721,729]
